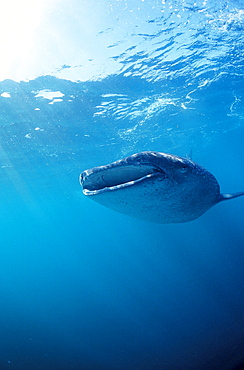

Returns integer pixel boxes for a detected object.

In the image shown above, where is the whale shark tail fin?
[219,192,244,202]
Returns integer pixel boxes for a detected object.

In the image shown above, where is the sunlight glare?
[0,0,48,81]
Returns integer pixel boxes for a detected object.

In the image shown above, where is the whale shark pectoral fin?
[219,192,244,202]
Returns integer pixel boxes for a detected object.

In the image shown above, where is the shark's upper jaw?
[80,162,165,195]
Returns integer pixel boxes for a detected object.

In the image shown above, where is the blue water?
[0,1,244,369]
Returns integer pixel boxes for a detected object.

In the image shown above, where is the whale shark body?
[80,151,244,223]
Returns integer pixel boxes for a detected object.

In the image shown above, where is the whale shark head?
[80,151,222,223]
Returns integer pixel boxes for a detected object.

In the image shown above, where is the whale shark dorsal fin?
[220,192,244,202]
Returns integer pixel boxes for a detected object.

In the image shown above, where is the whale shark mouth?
[80,163,164,195]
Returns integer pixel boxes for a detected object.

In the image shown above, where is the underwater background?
[0,0,243,369]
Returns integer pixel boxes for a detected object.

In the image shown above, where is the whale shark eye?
[178,165,188,173]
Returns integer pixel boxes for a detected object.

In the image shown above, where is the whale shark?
[79,151,244,223]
